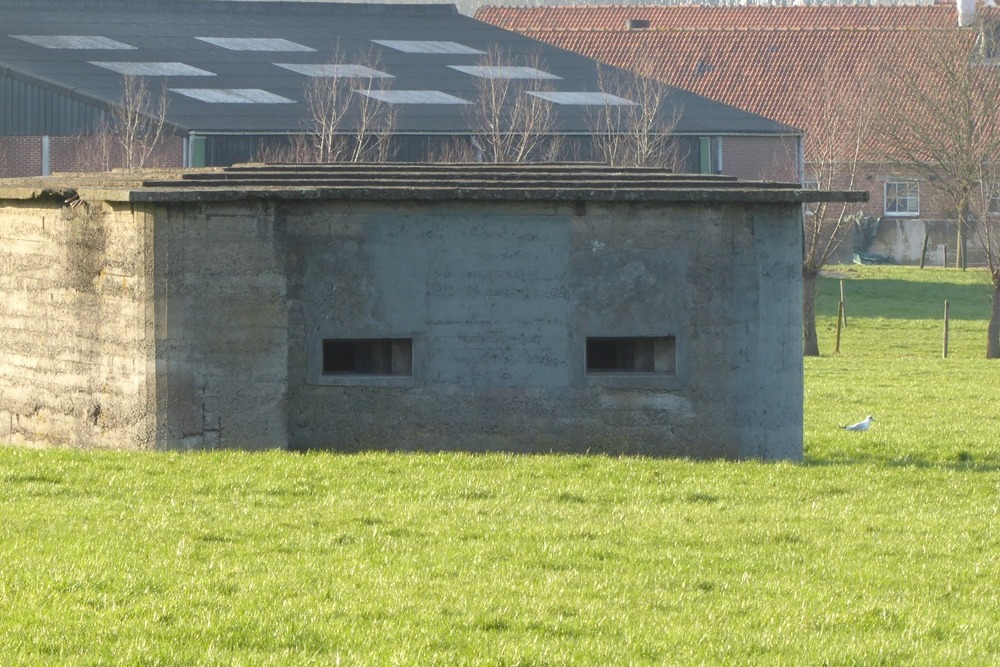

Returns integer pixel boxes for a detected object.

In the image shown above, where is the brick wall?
[50,136,185,173]
[724,135,800,182]
[0,137,43,177]
[0,136,184,177]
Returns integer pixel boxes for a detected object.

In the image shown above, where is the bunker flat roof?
[0,163,866,205]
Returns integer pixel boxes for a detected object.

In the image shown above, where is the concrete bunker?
[0,164,864,459]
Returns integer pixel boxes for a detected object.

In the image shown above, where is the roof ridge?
[478,3,956,9]
[524,26,959,34]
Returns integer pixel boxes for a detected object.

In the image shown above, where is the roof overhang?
[0,163,866,206]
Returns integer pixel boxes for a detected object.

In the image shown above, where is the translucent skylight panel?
[195,37,314,52]
[371,40,484,55]
[448,65,561,80]
[356,90,470,105]
[169,88,295,104]
[90,62,215,76]
[526,91,637,106]
[274,63,393,78]
[11,35,136,50]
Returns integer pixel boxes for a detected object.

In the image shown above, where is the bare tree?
[303,48,398,163]
[467,47,562,163]
[972,161,1000,357]
[801,67,877,356]
[253,135,315,164]
[878,21,1000,267]
[878,19,1000,356]
[588,62,684,169]
[96,74,170,171]
[427,136,480,163]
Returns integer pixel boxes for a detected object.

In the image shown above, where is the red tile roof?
[476,4,994,134]
[477,4,961,32]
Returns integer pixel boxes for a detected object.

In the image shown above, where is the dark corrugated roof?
[0,0,798,136]
[0,162,866,204]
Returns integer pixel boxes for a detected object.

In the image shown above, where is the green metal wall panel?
[1,73,105,136]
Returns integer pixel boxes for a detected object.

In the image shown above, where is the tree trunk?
[988,272,1000,359]
[957,211,969,271]
[803,269,820,357]
[956,223,963,269]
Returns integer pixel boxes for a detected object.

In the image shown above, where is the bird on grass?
[842,415,875,431]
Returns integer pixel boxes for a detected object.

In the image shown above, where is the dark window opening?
[976,24,1000,60]
[323,339,412,376]
[586,337,676,374]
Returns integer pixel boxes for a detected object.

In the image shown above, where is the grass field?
[2,266,999,666]
[806,265,1000,466]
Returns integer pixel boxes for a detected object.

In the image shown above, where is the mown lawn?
[806,265,1000,466]
[2,266,998,666]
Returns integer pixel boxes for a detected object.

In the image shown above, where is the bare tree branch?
[253,135,315,164]
[467,47,562,163]
[98,74,170,171]
[799,65,878,356]
[303,46,398,163]
[588,62,684,169]
[878,19,1000,356]
[878,22,1000,267]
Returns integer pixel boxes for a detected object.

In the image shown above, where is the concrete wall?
[0,198,156,448]
[0,193,803,458]
[863,217,993,266]
[283,199,802,459]
[151,201,288,450]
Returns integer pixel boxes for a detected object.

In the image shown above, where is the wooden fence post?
[919,233,929,269]
[944,244,948,268]
[943,300,950,358]
[839,280,847,329]
[836,301,845,353]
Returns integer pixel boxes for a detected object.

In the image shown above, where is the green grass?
[807,265,1000,466]
[2,265,999,665]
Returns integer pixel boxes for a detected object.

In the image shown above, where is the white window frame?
[802,179,819,217]
[884,181,920,217]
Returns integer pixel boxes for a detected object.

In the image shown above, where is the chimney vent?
[626,19,651,30]
[958,0,976,27]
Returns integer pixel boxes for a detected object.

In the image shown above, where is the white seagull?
[842,415,875,431]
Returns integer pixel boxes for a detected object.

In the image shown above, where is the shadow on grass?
[804,454,1000,473]
[816,278,992,321]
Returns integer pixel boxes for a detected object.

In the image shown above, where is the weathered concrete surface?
[0,195,288,450]
[0,199,156,448]
[285,199,802,460]
[152,201,288,450]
